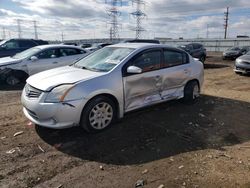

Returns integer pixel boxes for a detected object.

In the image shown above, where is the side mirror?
[127,66,142,74]
[30,56,38,61]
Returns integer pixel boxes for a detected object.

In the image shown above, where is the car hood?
[27,66,106,91]
[224,50,239,54]
[0,56,22,67]
[237,55,250,62]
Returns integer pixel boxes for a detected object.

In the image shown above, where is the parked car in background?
[123,39,160,44]
[223,46,250,60]
[178,43,207,63]
[0,39,48,58]
[80,43,92,48]
[234,51,250,74]
[85,43,112,52]
[61,42,78,46]
[0,45,89,85]
[21,43,204,132]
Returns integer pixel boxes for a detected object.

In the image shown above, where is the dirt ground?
[0,52,250,188]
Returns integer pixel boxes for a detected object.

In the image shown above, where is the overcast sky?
[0,0,250,41]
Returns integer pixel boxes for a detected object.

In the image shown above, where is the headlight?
[45,84,75,103]
[236,58,242,63]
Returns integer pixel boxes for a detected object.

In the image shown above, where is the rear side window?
[163,50,188,67]
[193,44,201,49]
[59,48,83,56]
[19,40,36,48]
[131,50,161,72]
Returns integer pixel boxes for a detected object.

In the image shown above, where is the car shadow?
[204,64,230,69]
[36,95,250,165]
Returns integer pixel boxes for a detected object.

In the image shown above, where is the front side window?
[131,50,161,72]
[37,49,58,59]
[74,47,134,72]
[163,50,186,67]
[2,41,19,49]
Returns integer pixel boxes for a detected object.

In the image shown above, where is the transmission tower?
[17,19,22,38]
[130,0,146,39]
[33,20,38,39]
[224,7,229,39]
[105,0,122,41]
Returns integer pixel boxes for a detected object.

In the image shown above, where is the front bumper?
[223,54,240,60]
[21,88,87,129]
[234,61,250,73]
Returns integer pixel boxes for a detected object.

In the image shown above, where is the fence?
[157,38,250,52]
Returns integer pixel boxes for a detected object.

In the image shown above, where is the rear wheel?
[6,75,21,86]
[80,96,116,132]
[183,81,200,104]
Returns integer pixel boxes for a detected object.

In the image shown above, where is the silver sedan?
[21,43,204,132]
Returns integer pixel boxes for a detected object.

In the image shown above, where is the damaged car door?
[160,49,191,100]
[123,49,163,111]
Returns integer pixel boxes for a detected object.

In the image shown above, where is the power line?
[105,0,122,42]
[130,0,146,39]
[224,7,229,39]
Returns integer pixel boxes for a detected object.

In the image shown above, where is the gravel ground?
[0,52,250,188]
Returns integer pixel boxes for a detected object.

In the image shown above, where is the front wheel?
[200,55,206,63]
[183,81,200,104]
[80,96,116,133]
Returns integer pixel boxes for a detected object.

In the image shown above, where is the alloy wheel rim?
[89,102,113,130]
[193,84,200,99]
[6,76,20,86]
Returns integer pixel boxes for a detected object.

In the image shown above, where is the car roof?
[109,43,163,49]
[34,44,84,50]
[108,43,186,53]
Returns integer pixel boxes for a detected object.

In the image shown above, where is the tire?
[6,75,21,86]
[80,96,116,133]
[200,55,206,63]
[183,81,200,104]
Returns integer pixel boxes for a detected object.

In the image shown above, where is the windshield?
[74,47,134,72]
[0,40,7,46]
[229,47,240,51]
[12,47,41,59]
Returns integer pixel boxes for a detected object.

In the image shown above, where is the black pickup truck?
[0,39,48,58]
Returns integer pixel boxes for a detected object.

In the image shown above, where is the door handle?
[52,62,58,64]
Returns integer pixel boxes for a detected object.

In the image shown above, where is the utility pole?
[224,7,229,39]
[61,31,64,42]
[2,27,6,39]
[130,0,146,39]
[17,19,22,38]
[206,24,209,38]
[33,20,38,39]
